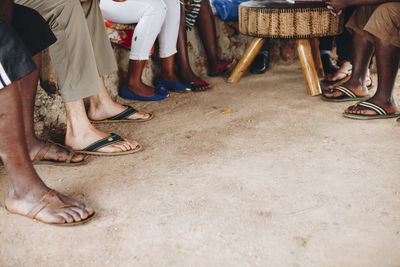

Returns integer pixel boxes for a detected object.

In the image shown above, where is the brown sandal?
[16,190,95,226]
[33,141,87,166]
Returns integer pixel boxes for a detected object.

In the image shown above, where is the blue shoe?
[155,77,191,92]
[119,87,168,101]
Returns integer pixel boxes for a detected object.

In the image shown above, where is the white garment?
[100,0,180,60]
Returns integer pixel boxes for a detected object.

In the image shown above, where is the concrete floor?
[1,63,399,266]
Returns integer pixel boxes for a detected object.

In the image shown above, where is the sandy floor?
[1,63,400,266]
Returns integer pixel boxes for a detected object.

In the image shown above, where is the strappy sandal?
[75,133,141,156]
[33,141,87,166]
[184,80,211,92]
[343,101,400,120]
[321,85,369,102]
[208,58,237,77]
[90,105,153,124]
[6,190,95,226]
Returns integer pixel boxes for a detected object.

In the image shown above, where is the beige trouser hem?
[346,3,400,49]
[15,0,118,102]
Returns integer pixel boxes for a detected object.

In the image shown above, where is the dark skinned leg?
[1,81,93,224]
[196,0,224,75]
[345,38,400,115]
[325,32,374,97]
[160,54,181,83]
[176,4,203,84]
[19,53,84,163]
[125,59,156,97]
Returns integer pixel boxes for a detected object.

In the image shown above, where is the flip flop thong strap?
[106,105,137,121]
[82,133,124,152]
[27,189,56,219]
[335,85,357,98]
[357,101,387,115]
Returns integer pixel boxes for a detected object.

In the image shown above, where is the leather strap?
[106,105,137,121]
[33,141,52,161]
[82,133,124,152]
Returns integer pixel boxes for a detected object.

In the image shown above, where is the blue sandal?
[155,77,191,92]
[119,87,167,101]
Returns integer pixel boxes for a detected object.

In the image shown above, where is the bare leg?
[196,0,225,74]
[19,53,83,163]
[324,32,374,98]
[160,54,181,83]
[345,37,400,115]
[122,60,156,97]
[87,77,151,121]
[176,4,203,83]
[2,81,93,224]
[65,98,138,153]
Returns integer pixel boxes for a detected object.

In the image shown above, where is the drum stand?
[227,37,325,97]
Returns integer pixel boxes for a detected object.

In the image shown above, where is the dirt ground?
[1,63,399,266]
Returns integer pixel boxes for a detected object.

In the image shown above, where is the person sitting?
[322,1,400,120]
[15,0,151,156]
[1,2,93,225]
[100,0,191,101]
[176,0,237,91]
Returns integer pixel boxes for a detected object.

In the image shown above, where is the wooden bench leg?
[227,37,266,83]
[296,39,322,96]
[310,37,325,79]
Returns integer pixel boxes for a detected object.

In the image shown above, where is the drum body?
[239,1,344,38]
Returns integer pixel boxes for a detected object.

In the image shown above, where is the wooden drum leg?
[227,37,266,83]
[296,39,322,96]
[310,37,325,79]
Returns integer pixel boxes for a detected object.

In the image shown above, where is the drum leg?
[227,37,266,83]
[310,37,325,79]
[296,39,322,96]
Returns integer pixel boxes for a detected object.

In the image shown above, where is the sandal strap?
[33,141,53,161]
[27,190,77,219]
[82,133,124,152]
[357,101,387,115]
[335,85,357,98]
[106,105,137,121]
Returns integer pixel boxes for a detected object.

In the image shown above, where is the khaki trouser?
[15,0,117,102]
[346,2,400,49]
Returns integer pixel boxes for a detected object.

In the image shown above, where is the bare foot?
[88,101,151,122]
[66,126,139,153]
[27,139,84,163]
[326,61,352,82]
[179,71,211,91]
[324,79,368,99]
[208,59,236,76]
[6,186,94,225]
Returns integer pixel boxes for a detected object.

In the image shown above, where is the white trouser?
[100,0,180,60]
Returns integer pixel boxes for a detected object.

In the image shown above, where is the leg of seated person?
[345,3,400,116]
[176,4,206,85]
[99,0,166,97]
[19,53,84,163]
[1,81,93,224]
[158,0,182,84]
[323,6,374,98]
[196,0,230,76]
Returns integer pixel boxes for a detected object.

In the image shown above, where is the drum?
[239,1,344,38]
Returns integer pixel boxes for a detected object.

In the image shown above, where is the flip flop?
[208,58,237,77]
[90,105,153,124]
[6,190,95,226]
[75,133,142,156]
[343,101,400,120]
[184,80,211,92]
[321,85,369,102]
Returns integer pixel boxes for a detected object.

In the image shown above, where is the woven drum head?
[239,1,344,38]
